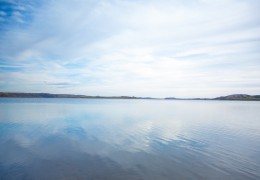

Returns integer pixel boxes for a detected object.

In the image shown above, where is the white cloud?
[0,0,260,97]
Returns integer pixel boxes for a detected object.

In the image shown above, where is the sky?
[0,0,260,98]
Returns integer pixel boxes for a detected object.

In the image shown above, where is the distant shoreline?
[0,92,260,101]
[0,92,154,100]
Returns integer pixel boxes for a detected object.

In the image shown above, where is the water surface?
[0,98,260,179]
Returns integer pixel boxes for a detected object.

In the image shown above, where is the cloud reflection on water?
[1,98,260,179]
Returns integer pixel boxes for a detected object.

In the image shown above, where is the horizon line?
[0,91,260,100]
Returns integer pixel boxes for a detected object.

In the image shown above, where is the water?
[0,98,260,180]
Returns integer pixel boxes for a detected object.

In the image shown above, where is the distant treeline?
[0,92,260,101]
[0,92,153,99]
[213,94,260,101]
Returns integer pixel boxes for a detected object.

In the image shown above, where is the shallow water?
[0,98,260,180]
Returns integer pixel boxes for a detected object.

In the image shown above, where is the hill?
[214,94,260,101]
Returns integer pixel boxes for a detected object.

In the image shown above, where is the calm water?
[0,98,260,180]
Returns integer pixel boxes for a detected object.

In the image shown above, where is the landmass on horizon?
[0,92,260,101]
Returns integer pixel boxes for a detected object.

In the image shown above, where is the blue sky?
[0,0,260,98]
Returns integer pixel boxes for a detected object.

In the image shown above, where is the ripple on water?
[1,99,260,179]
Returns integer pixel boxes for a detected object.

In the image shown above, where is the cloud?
[0,0,260,97]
